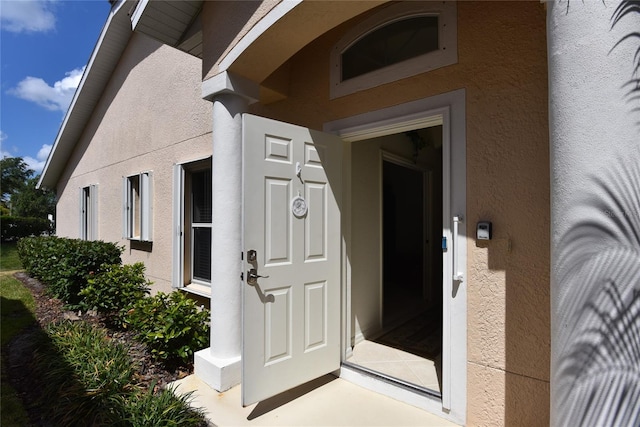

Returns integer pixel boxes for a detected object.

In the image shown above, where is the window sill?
[181,283,211,298]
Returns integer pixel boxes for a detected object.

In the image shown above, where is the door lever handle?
[246,268,269,286]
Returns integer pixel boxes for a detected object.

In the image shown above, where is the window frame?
[330,2,457,99]
[122,171,153,242]
[189,167,212,285]
[172,158,213,294]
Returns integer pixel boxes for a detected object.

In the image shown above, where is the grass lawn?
[0,242,22,271]
[1,242,33,425]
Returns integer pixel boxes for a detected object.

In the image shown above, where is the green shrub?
[17,236,123,308]
[30,321,207,426]
[79,262,151,325]
[116,385,206,426]
[125,292,210,365]
[32,321,135,425]
[1,216,53,242]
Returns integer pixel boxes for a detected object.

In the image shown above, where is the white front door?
[242,114,343,406]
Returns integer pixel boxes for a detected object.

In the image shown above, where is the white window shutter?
[90,184,98,240]
[122,177,129,239]
[79,187,85,239]
[141,171,153,241]
[172,164,184,288]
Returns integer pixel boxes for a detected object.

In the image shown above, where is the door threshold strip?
[341,361,442,400]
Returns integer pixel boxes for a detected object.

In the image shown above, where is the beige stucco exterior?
[55,32,212,292]
[52,1,550,425]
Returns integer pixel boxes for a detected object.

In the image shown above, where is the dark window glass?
[342,16,439,81]
[192,169,212,223]
[193,227,212,282]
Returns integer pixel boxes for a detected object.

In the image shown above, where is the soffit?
[131,0,203,58]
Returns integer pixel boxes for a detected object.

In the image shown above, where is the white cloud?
[23,143,52,173]
[0,0,56,33]
[9,66,85,112]
[0,131,11,159]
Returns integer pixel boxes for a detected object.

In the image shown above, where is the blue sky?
[1,0,110,174]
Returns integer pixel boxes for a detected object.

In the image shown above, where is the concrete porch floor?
[170,374,458,426]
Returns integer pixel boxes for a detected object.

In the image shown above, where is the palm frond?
[610,1,640,119]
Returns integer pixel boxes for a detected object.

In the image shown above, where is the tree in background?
[12,175,56,220]
[1,157,34,210]
[1,156,55,219]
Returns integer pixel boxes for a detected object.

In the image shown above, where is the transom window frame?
[330,1,457,99]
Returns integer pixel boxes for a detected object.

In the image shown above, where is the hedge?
[17,236,123,308]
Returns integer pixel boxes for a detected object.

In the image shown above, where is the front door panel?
[242,114,342,406]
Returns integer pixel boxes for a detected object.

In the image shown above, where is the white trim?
[80,187,86,239]
[325,88,466,425]
[330,2,457,99]
[182,283,212,298]
[141,171,153,241]
[173,163,185,288]
[123,171,153,242]
[130,0,149,30]
[80,184,99,241]
[201,71,260,103]
[90,184,98,241]
[172,158,213,289]
[122,176,129,239]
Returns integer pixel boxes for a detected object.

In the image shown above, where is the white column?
[548,1,639,425]
[195,72,259,392]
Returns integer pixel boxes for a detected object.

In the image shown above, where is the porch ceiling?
[224,1,387,85]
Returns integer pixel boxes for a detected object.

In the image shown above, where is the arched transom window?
[331,2,457,99]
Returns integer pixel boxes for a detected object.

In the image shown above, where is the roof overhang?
[38,0,135,189]
[131,0,203,57]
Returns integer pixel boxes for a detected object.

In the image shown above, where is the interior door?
[242,114,342,406]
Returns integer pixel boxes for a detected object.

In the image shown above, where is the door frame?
[323,89,466,425]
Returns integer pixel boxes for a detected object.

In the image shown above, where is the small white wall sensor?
[477,221,492,240]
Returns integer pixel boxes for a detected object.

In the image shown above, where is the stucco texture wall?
[247,2,550,425]
[548,1,640,425]
[55,33,212,292]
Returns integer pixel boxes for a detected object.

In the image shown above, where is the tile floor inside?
[348,339,442,393]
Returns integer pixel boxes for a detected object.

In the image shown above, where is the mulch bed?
[6,271,192,426]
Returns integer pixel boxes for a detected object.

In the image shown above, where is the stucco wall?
[247,2,550,425]
[55,32,212,292]
[548,1,640,425]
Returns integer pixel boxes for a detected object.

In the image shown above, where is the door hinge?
[240,271,244,281]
